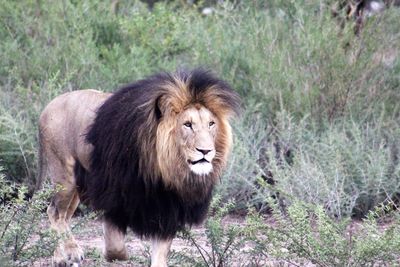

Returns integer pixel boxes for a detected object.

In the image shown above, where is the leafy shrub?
[168,194,400,266]
[0,167,57,265]
[222,111,400,218]
[174,196,246,267]
[246,198,400,266]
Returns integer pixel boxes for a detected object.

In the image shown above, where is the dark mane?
[75,69,240,238]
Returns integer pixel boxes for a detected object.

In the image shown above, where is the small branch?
[13,232,19,261]
[0,209,18,240]
[186,232,211,266]
[14,127,31,179]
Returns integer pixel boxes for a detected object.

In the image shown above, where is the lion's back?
[39,89,112,171]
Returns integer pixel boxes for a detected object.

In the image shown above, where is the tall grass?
[1,0,400,218]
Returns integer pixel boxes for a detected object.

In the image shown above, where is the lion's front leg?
[103,219,128,262]
[52,236,83,267]
[150,237,173,267]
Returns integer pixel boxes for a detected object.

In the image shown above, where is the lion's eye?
[184,122,192,128]
[209,121,215,127]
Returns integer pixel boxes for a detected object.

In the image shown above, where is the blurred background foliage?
[1,0,400,220]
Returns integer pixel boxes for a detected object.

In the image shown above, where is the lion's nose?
[196,148,212,155]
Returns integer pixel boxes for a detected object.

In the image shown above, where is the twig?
[0,209,18,240]
[186,232,211,266]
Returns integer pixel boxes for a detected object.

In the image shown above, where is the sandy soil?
[33,216,256,267]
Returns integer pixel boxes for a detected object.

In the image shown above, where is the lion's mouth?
[188,158,209,165]
[188,158,213,175]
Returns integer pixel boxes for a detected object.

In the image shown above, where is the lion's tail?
[35,128,45,191]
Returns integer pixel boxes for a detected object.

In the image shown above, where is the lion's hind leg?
[46,156,84,266]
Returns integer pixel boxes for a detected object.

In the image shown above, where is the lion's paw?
[104,249,128,262]
[53,240,84,267]
[150,260,168,267]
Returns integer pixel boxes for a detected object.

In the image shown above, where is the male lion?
[38,69,240,266]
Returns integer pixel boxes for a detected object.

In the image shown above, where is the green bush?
[174,196,246,267]
[169,194,400,266]
[246,199,400,266]
[0,167,57,265]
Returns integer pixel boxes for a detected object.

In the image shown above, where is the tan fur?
[39,90,111,266]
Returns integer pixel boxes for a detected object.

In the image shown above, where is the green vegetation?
[1,0,400,265]
[0,168,57,265]
[173,195,400,266]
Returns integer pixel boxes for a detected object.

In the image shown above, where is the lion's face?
[154,71,239,194]
[176,105,217,176]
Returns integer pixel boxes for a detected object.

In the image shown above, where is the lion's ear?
[155,95,178,119]
[155,95,171,120]
[155,96,163,120]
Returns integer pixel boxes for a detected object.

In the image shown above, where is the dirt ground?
[33,216,262,267]
[32,215,387,267]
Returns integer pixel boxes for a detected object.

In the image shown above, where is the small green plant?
[174,195,247,267]
[246,198,400,266]
[129,243,151,267]
[0,167,57,266]
[168,192,400,266]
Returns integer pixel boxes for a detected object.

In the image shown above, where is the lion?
[37,69,240,267]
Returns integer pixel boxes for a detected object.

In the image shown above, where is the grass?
[1,0,400,265]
